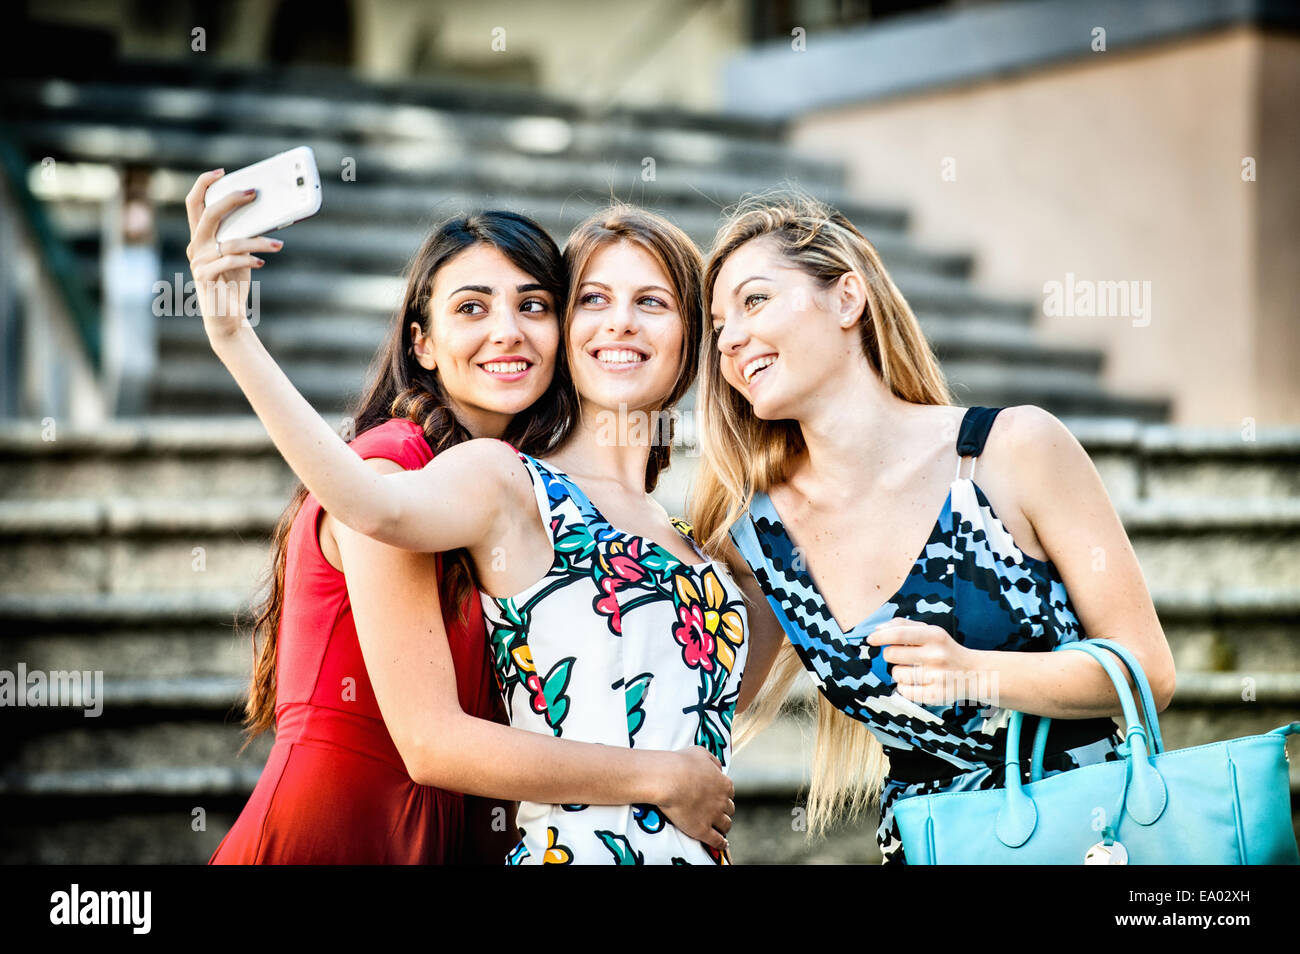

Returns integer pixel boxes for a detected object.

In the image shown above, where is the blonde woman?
[198,201,751,864]
[689,190,1177,865]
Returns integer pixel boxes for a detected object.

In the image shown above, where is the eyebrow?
[732,276,771,296]
[581,280,674,297]
[711,275,772,325]
[447,283,550,299]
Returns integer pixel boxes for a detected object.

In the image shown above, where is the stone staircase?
[1,64,1295,863]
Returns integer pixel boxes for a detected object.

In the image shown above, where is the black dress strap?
[956,406,1004,458]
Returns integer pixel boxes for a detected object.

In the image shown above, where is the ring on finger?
[215,239,223,257]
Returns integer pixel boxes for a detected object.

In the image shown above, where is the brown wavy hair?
[242,211,576,743]
[561,203,703,493]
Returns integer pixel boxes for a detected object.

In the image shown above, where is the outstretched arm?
[333,462,736,851]
[185,169,505,553]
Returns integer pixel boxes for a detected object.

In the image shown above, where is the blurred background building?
[1,0,1297,863]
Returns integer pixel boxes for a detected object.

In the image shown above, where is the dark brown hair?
[243,210,575,742]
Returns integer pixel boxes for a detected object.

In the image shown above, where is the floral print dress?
[480,446,749,865]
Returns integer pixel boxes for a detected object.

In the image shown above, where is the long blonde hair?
[688,189,953,837]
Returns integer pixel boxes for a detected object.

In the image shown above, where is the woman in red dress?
[187,176,734,863]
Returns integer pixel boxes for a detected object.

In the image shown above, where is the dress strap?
[670,517,708,563]
[954,406,1004,481]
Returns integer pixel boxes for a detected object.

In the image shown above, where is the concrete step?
[658,417,1291,528]
[12,118,851,209]
[149,355,367,416]
[2,572,1295,863]
[940,361,1168,422]
[186,178,911,233]
[0,498,284,594]
[141,214,972,282]
[0,808,246,864]
[1,590,252,679]
[1124,498,1300,592]
[53,189,922,268]
[1156,586,1300,673]
[0,418,294,501]
[7,56,796,141]
[1073,421,1300,503]
[4,76,845,182]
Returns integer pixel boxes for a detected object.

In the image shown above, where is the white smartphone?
[205,145,322,243]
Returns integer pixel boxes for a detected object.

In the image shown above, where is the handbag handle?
[1028,638,1166,782]
[994,639,1169,848]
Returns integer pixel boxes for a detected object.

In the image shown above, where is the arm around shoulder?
[360,436,523,553]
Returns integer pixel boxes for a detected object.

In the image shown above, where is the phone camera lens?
[296,176,305,186]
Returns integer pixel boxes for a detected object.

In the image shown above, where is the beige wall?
[1255,32,1300,429]
[790,26,1300,427]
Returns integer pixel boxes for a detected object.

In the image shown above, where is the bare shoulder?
[386,436,536,524]
[450,436,522,464]
[985,405,1099,503]
[987,405,1081,460]
[447,436,536,504]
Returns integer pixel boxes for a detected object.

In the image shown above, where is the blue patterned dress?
[728,406,1124,864]
[480,447,749,864]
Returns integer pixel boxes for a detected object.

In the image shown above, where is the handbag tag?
[1084,840,1128,865]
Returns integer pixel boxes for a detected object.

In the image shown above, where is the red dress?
[210,418,516,864]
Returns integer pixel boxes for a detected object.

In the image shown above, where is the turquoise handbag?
[892,638,1300,864]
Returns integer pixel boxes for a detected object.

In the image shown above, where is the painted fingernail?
[270,240,283,248]
[212,168,224,175]
[253,257,265,267]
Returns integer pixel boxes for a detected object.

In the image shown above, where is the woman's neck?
[445,397,509,442]
[545,397,658,495]
[789,358,917,503]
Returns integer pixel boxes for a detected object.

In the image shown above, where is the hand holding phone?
[203,145,322,242]
[186,169,283,339]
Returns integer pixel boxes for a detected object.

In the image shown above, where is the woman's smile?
[588,345,651,373]
[478,354,536,382]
